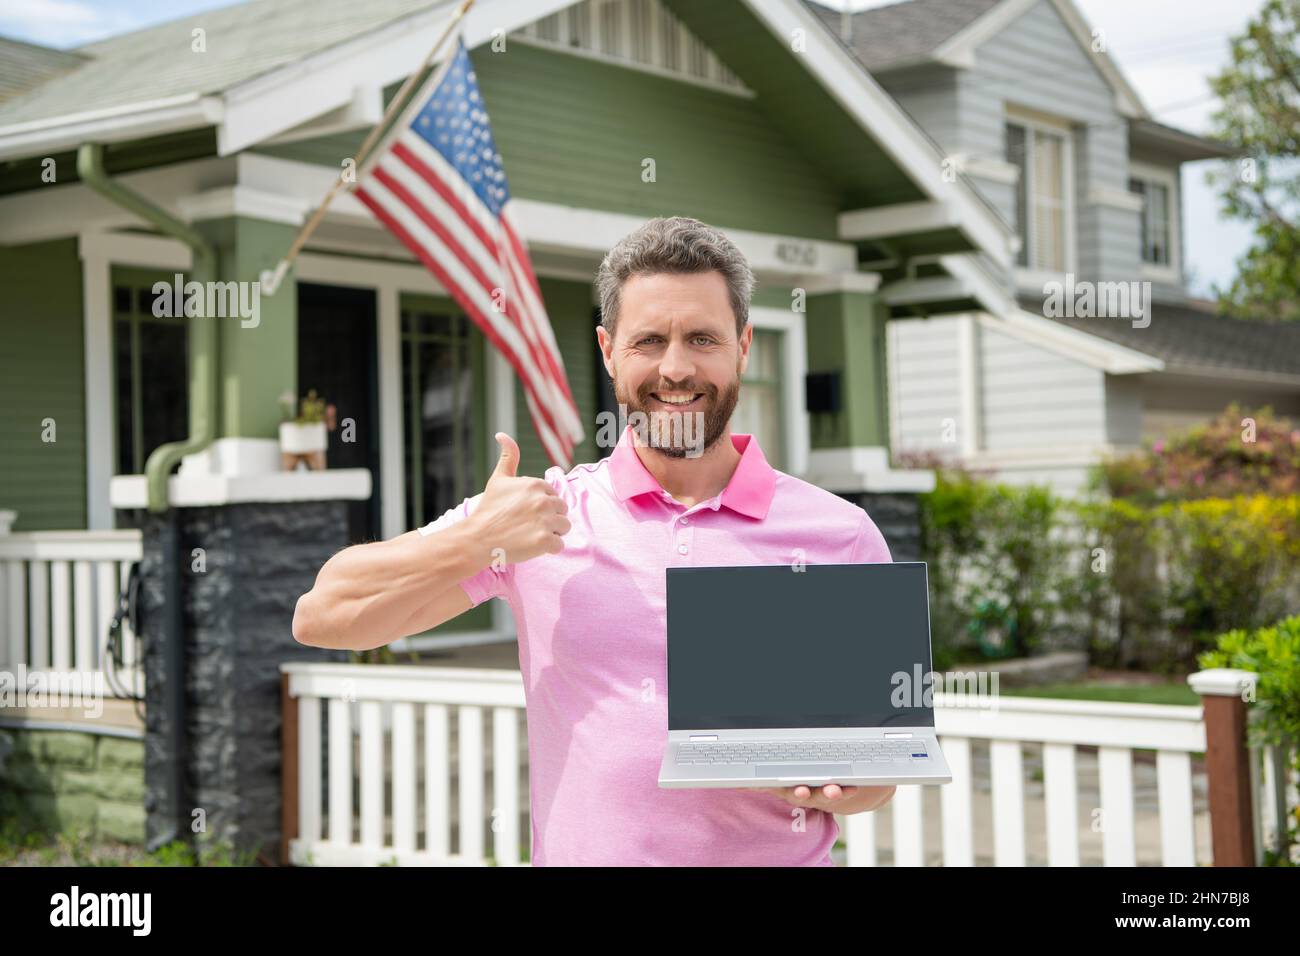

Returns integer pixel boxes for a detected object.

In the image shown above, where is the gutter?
[76,142,218,512]
[76,142,215,855]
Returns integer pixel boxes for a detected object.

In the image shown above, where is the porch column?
[1189,668,1260,866]
[183,213,301,474]
[802,286,933,560]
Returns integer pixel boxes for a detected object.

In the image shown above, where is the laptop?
[658,561,952,789]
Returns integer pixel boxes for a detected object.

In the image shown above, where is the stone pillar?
[113,471,370,861]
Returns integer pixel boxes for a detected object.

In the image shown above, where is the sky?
[0,0,1269,297]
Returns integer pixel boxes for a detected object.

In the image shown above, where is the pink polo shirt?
[418,425,892,866]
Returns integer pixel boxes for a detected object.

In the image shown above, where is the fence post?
[1189,668,1259,866]
[0,510,13,670]
[281,670,299,866]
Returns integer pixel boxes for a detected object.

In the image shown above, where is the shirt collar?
[607,425,776,520]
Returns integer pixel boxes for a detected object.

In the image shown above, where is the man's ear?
[596,323,616,379]
[738,322,753,376]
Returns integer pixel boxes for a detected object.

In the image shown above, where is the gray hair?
[595,216,754,340]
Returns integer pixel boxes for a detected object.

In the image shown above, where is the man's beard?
[613,369,741,459]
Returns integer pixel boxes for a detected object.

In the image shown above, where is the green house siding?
[0,238,86,530]
[256,43,844,242]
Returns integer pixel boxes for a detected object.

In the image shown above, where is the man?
[293,216,896,865]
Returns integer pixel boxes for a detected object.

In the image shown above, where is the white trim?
[797,272,882,295]
[802,446,937,494]
[260,84,384,147]
[938,253,1017,317]
[76,230,194,529]
[838,201,959,241]
[0,94,223,162]
[977,309,1164,375]
[506,34,754,98]
[955,154,1020,186]
[1005,109,1077,275]
[748,305,809,479]
[1128,160,1182,284]
[109,469,372,508]
[1087,186,1144,213]
[377,283,404,541]
[217,0,580,155]
[741,0,1016,271]
[957,316,982,456]
[932,0,1148,120]
[176,186,309,226]
[507,197,860,278]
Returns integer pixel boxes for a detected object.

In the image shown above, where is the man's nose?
[658,338,695,382]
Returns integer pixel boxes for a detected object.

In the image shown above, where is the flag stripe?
[349,31,583,469]
[377,154,579,444]
[353,181,574,466]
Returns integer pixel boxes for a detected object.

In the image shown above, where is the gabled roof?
[0,0,441,126]
[802,0,1000,73]
[0,36,88,104]
[1030,297,1300,382]
[805,0,1149,119]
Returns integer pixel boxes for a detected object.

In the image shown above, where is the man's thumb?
[491,432,519,480]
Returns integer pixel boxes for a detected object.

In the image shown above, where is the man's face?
[597,271,751,458]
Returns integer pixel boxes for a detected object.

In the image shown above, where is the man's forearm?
[292,521,490,650]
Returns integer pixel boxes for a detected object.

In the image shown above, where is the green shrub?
[1200,615,1300,865]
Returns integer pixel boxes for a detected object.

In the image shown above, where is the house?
[806,0,1300,494]
[0,0,1027,652]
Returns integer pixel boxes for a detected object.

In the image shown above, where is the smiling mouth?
[648,392,705,408]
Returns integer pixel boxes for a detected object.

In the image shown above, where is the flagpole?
[260,0,477,296]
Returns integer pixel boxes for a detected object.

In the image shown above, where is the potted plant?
[278,389,336,471]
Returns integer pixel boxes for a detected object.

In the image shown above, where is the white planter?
[279,421,327,454]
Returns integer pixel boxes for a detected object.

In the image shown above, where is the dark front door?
[297,282,381,544]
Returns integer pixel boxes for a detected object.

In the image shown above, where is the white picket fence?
[0,529,144,699]
[282,662,1292,867]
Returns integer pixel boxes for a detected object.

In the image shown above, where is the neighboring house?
[807,0,1300,494]
[0,0,1025,645]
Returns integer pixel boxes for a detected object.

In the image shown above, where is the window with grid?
[400,303,484,531]
[1005,119,1070,272]
[731,327,784,470]
[112,275,188,478]
[1129,176,1172,266]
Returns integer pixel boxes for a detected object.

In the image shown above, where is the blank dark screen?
[666,563,935,730]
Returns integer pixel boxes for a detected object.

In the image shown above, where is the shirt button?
[677,544,688,554]
[680,516,689,525]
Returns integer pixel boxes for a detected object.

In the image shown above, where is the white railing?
[282,662,1262,867]
[0,529,144,699]
[283,663,527,866]
[844,693,1207,866]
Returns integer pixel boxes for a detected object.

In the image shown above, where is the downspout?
[77,142,218,854]
[76,142,219,508]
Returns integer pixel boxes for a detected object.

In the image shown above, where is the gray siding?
[977,323,1106,450]
[887,315,963,453]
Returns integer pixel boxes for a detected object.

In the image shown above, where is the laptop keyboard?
[676,739,929,765]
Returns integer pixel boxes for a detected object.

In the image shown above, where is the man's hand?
[752,783,895,814]
[463,432,571,565]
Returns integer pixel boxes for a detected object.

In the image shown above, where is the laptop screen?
[666,562,935,731]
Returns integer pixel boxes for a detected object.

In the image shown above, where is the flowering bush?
[1092,403,1300,503]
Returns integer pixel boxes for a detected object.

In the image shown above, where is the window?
[731,327,784,470]
[400,302,484,530]
[112,275,188,477]
[1129,174,1173,267]
[1005,116,1073,273]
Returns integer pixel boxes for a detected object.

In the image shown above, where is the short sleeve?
[416,492,513,608]
[849,511,893,564]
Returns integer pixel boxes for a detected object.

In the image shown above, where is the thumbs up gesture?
[464,433,571,565]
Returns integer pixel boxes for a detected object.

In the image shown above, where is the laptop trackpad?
[756,763,852,778]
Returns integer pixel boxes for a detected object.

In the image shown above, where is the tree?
[1207,0,1299,322]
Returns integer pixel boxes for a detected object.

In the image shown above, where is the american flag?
[353,33,585,469]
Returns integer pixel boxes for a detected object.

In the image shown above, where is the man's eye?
[692,336,713,345]
[639,337,660,345]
